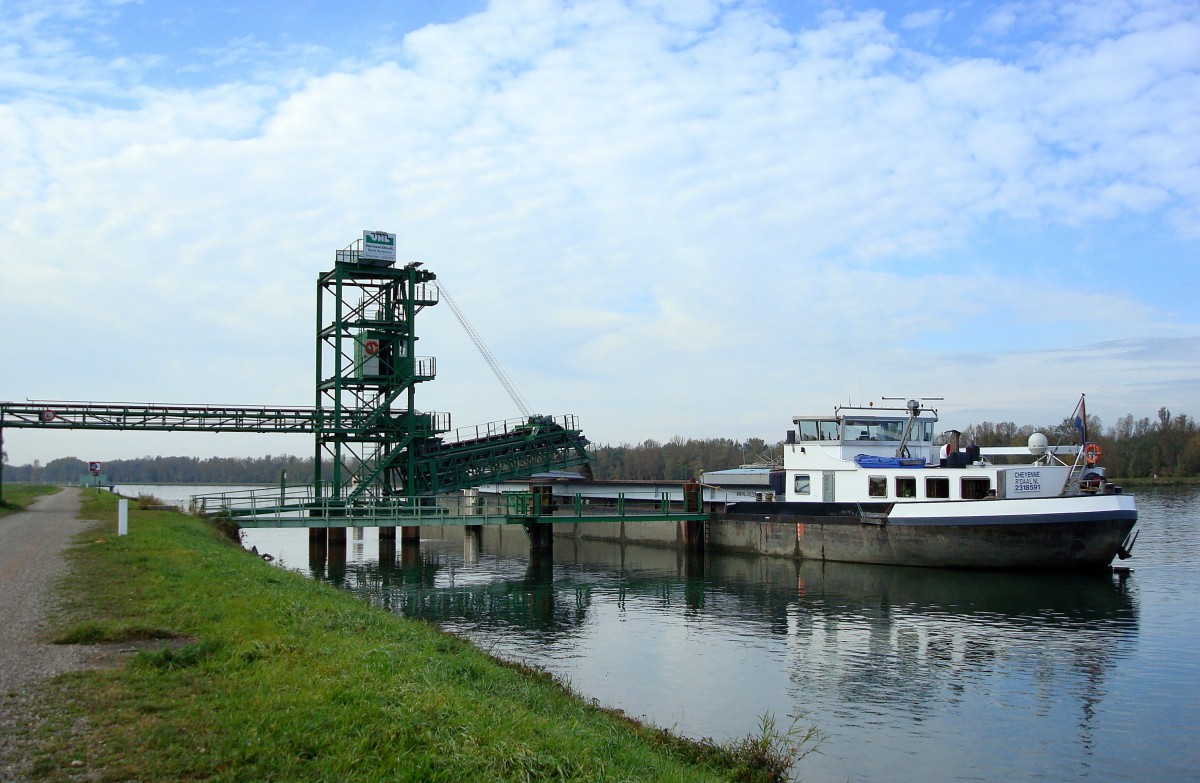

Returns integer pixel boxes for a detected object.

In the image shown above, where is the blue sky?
[1,0,1197,463]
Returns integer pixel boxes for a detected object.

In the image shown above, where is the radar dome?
[1028,432,1049,456]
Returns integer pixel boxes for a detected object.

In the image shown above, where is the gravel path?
[0,487,95,781]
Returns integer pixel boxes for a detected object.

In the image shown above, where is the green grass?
[31,491,807,782]
[0,483,59,516]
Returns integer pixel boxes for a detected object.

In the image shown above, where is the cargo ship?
[710,397,1138,569]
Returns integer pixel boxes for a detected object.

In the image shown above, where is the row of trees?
[961,407,1200,479]
[585,437,780,481]
[586,407,1199,481]
[2,454,318,485]
[4,407,1197,482]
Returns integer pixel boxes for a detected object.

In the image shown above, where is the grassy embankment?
[33,490,810,782]
[0,483,58,516]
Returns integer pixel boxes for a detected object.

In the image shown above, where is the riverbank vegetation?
[958,406,1200,480]
[32,491,808,782]
[0,483,56,516]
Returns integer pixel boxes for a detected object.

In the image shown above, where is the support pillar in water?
[326,535,347,585]
[378,537,397,569]
[308,530,328,579]
[525,521,553,554]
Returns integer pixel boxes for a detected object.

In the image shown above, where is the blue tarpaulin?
[853,454,928,468]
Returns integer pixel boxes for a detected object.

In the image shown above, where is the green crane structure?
[0,232,706,545]
[0,233,593,522]
[311,236,591,515]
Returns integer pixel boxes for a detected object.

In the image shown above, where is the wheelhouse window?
[844,418,908,442]
[868,476,887,497]
[926,476,949,498]
[796,420,840,441]
[896,476,917,498]
[794,474,811,495]
[962,477,991,500]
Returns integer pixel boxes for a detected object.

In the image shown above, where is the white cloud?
[1,0,1197,462]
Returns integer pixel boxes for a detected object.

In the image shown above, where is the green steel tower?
[315,232,445,503]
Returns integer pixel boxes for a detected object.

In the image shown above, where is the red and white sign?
[364,339,380,355]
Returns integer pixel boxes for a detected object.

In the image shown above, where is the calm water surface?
[126,484,1200,782]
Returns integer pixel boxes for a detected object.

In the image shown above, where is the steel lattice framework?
[0,402,316,432]
[315,246,444,503]
[313,239,590,508]
[0,235,592,517]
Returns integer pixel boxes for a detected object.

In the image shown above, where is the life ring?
[1083,443,1102,465]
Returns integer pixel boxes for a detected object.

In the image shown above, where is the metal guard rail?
[193,486,703,526]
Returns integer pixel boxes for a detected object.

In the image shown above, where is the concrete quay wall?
[421,516,803,559]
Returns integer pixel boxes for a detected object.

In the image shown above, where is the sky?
[1,0,1198,465]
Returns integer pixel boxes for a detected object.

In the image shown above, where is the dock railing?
[192,485,706,528]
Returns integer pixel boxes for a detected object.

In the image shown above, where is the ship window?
[796,421,819,441]
[896,476,917,498]
[820,420,839,441]
[868,476,887,497]
[844,418,907,442]
[962,477,990,500]
[794,474,811,495]
[874,420,906,442]
[926,476,949,498]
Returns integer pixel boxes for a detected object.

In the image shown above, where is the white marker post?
[118,499,128,536]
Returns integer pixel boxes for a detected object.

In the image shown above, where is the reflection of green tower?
[315,234,445,503]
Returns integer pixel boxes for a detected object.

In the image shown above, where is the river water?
[121,484,1200,782]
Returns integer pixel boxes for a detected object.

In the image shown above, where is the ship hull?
[715,495,1137,569]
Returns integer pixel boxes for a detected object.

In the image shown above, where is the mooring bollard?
[118,498,128,536]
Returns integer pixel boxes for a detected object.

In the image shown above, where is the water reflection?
[785,561,1136,752]
[301,526,1138,769]
[133,484,1199,781]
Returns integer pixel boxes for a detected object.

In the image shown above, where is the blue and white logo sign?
[361,230,396,263]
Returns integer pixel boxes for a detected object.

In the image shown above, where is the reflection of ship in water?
[304,522,1139,758]
[307,524,1137,638]
[784,559,1139,751]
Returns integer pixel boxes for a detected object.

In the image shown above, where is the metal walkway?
[0,401,317,432]
[191,486,708,529]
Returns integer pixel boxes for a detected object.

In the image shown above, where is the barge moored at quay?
[482,397,1138,570]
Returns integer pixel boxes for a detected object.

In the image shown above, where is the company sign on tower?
[360,230,396,265]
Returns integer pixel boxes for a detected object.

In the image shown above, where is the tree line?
[4,406,1197,483]
[586,407,1199,481]
[2,454,318,484]
[960,407,1200,479]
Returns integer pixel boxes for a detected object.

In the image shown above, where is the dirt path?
[0,487,95,780]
